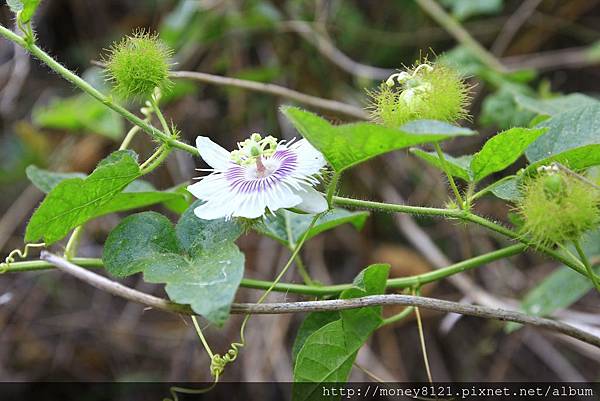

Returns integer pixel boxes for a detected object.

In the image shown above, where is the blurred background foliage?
[0,0,599,383]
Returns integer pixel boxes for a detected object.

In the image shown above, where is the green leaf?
[514,93,599,117]
[102,212,181,277]
[26,165,186,222]
[480,87,536,130]
[291,311,340,365]
[103,205,244,326]
[175,201,243,254]
[256,209,369,248]
[526,104,600,163]
[526,144,600,172]
[410,148,473,181]
[292,264,389,400]
[33,94,124,140]
[282,107,476,172]
[7,0,42,23]
[478,175,521,202]
[26,166,86,193]
[20,0,40,22]
[6,0,24,13]
[470,127,547,182]
[25,151,141,244]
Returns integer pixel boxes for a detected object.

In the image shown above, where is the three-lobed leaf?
[25,150,141,244]
[514,93,599,117]
[256,209,369,248]
[103,204,244,326]
[25,161,189,245]
[526,104,600,165]
[411,127,546,183]
[470,127,547,181]
[282,107,476,172]
[292,264,390,401]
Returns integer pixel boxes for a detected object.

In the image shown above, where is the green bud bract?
[518,171,600,247]
[367,60,470,127]
[104,30,173,101]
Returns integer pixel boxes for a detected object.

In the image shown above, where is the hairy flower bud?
[104,30,173,101]
[368,60,470,127]
[518,170,600,247]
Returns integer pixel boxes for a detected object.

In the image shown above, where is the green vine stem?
[434,142,465,209]
[4,243,527,295]
[332,195,593,279]
[574,240,600,292]
[0,24,197,156]
[140,144,171,175]
[381,306,415,326]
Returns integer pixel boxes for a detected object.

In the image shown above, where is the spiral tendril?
[0,243,46,274]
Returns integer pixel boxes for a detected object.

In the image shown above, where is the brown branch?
[40,252,600,348]
[170,70,368,120]
[491,0,543,56]
[279,20,394,80]
[502,46,599,72]
[415,0,507,73]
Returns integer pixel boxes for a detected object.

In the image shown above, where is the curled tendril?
[210,340,245,379]
[0,243,46,274]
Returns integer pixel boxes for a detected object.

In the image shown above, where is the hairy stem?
[332,195,592,278]
[434,142,465,209]
[139,145,171,174]
[0,24,197,156]
[5,244,526,295]
[118,125,142,150]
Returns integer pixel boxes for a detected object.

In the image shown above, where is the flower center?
[230,133,278,166]
[385,63,434,105]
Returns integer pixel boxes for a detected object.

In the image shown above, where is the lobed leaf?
[26,165,187,224]
[282,107,476,172]
[25,151,141,244]
[470,127,547,181]
[292,264,389,400]
[526,144,600,172]
[526,104,600,164]
[103,204,244,326]
[514,93,599,117]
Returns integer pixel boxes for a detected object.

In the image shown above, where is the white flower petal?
[290,139,327,176]
[196,136,231,171]
[293,186,328,214]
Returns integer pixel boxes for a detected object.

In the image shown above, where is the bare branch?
[41,252,600,348]
[279,20,394,80]
[491,0,543,56]
[415,0,507,73]
[40,251,193,315]
[170,70,368,120]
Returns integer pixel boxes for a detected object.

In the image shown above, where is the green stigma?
[230,133,278,165]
